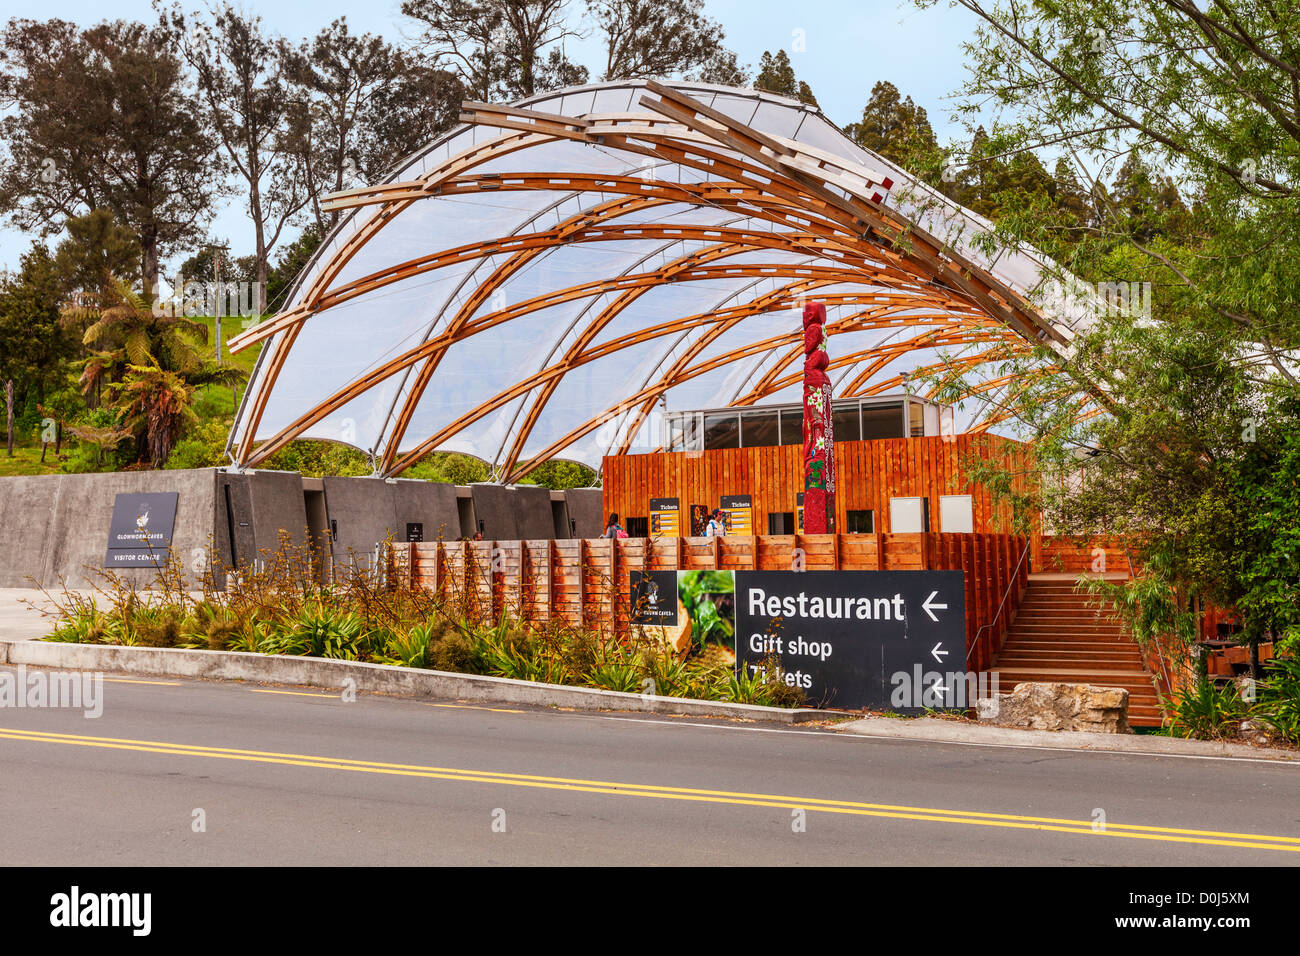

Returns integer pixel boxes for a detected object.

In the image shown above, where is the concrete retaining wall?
[0,469,223,588]
[0,468,602,587]
[564,488,603,538]
[323,476,461,568]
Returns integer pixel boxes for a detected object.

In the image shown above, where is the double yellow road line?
[2,725,1297,853]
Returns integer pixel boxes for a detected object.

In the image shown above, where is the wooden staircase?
[993,574,1164,727]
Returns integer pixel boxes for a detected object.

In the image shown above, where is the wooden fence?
[394,532,1030,674]
[1032,535,1133,575]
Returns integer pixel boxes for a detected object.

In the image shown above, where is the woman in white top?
[704,508,727,538]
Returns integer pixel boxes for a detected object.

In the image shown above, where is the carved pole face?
[801,301,835,533]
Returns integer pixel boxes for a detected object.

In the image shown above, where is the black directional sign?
[734,569,966,713]
[630,570,679,625]
[105,492,179,568]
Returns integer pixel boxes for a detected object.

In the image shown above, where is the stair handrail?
[1124,543,1174,702]
[968,537,1032,664]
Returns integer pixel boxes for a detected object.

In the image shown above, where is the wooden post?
[546,539,557,623]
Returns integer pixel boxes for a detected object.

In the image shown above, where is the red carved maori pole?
[801,301,835,533]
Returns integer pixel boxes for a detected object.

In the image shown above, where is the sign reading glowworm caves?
[104,492,179,568]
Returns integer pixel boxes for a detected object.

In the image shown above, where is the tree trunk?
[4,380,13,457]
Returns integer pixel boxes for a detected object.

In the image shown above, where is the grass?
[0,441,68,476]
[188,314,262,422]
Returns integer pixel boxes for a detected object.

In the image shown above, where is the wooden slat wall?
[400,532,1030,674]
[601,433,1028,537]
[1033,536,1133,575]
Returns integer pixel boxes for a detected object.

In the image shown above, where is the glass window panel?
[862,403,905,440]
[740,410,779,448]
[833,404,861,442]
[780,408,803,445]
[703,413,740,449]
[909,401,926,437]
[846,510,874,534]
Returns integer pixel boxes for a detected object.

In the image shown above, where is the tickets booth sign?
[649,498,681,537]
[719,494,753,535]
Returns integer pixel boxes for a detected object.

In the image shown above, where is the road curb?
[0,637,836,724]
[840,714,1300,761]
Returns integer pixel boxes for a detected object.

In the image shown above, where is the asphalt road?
[0,664,1297,866]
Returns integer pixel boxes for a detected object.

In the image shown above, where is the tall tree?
[686,49,749,87]
[282,20,409,233]
[163,4,311,314]
[914,0,1300,675]
[52,208,140,304]
[401,0,583,101]
[587,0,728,81]
[0,244,71,455]
[753,49,817,106]
[354,59,465,182]
[0,18,221,290]
[844,81,938,166]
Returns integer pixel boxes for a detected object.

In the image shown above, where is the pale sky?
[0,0,982,273]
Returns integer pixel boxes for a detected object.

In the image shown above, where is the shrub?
[1165,680,1248,739]
[36,536,810,708]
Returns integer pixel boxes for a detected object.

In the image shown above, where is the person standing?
[705,508,727,538]
[603,512,626,538]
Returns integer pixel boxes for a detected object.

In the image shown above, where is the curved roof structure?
[227,80,1088,480]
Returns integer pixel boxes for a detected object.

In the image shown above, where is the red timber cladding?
[399,532,1029,676]
[600,433,1027,537]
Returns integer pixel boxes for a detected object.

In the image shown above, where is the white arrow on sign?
[922,590,948,622]
[931,642,948,663]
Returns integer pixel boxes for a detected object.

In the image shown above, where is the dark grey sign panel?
[734,569,965,712]
[105,492,178,567]
[630,570,679,625]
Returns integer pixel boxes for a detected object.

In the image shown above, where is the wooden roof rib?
[226,81,1083,478]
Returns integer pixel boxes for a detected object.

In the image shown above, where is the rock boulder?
[976,682,1132,734]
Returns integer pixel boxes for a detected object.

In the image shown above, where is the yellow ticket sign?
[649,497,681,537]
[720,494,753,535]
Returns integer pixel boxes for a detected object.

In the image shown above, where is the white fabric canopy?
[228,80,1089,479]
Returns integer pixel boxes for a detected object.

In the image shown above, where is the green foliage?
[403,452,491,485]
[165,418,232,470]
[678,570,734,650]
[844,81,938,169]
[261,440,371,478]
[35,536,806,708]
[1165,681,1249,740]
[271,604,367,659]
[1254,655,1300,745]
[753,49,817,106]
[517,459,597,489]
[0,243,73,406]
[727,655,805,707]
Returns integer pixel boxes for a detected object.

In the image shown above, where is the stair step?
[1000,641,1138,651]
[996,656,1143,667]
[987,581,1163,723]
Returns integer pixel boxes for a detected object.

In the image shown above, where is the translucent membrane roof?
[227,80,1085,480]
